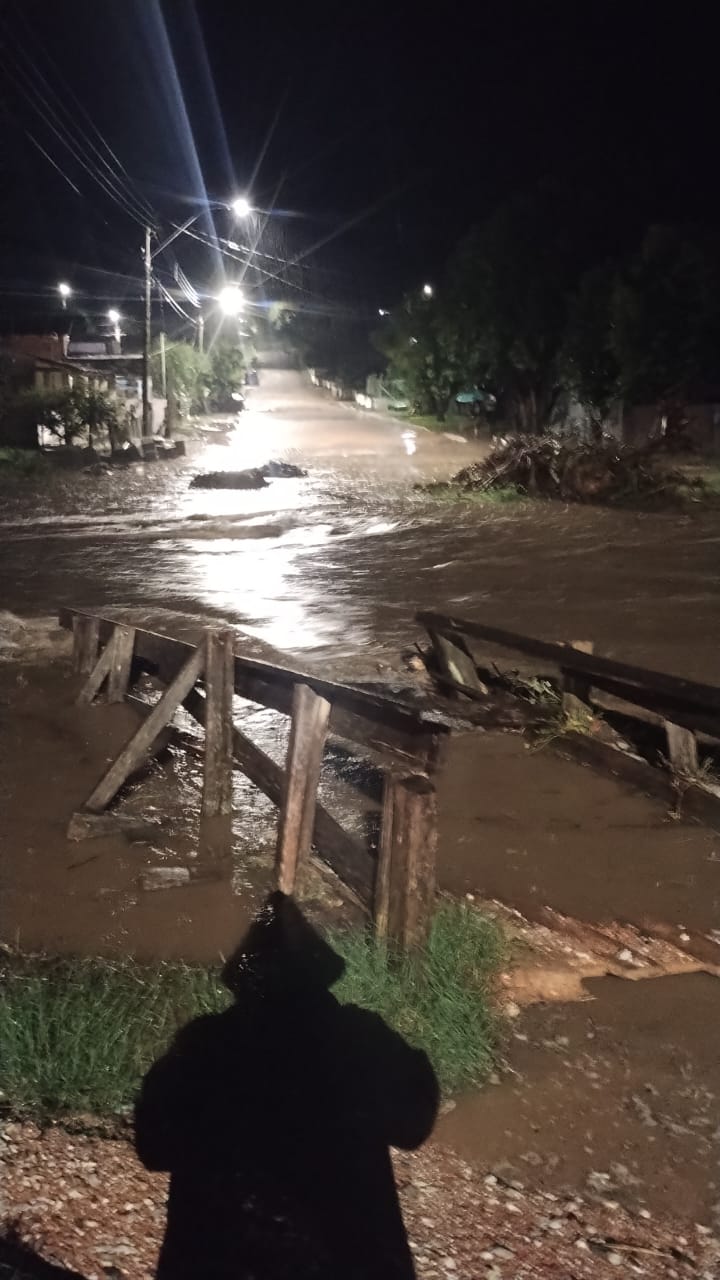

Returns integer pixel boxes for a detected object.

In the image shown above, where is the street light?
[422,283,434,299]
[108,308,121,345]
[231,196,252,218]
[378,308,390,317]
[58,282,72,309]
[218,285,245,316]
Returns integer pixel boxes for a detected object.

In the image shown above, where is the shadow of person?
[0,1235,87,1279]
[135,892,439,1279]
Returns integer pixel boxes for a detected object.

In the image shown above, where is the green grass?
[0,905,504,1118]
[0,448,48,476]
[0,956,229,1117]
[331,903,505,1093]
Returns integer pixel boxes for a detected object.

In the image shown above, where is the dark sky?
[1,0,718,332]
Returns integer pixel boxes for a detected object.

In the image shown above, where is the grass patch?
[0,905,505,1118]
[0,448,48,476]
[331,902,505,1093]
[0,956,229,1118]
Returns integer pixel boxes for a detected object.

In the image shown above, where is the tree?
[374,292,480,421]
[560,264,621,431]
[2,385,120,449]
[206,341,245,403]
[611,226,720,411]
[152,342,208,412]
[447,183,603,432]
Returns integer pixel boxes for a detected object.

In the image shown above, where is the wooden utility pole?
[159,331,167,398]
[142,225,152,437]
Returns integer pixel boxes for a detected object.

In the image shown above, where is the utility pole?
[159,331,167,397]
[197,313,205,353]
[142,224,152,437]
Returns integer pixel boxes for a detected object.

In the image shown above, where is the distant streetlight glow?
[108,309,121,325]
[218,285,245,316]
[422,283,434,298]
[58,282,72,308]
[378,308,390,317]
[231,196,251,218]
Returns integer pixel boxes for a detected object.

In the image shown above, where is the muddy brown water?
[439,971,720,1225]
[1,370,720,683]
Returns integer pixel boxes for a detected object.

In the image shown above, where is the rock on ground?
[1,1122,718,1279]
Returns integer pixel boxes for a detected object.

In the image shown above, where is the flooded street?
[4,370,720,1229]
[1,370,720,681]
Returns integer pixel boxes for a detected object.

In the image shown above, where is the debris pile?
[190,461,307,489]
[450,435,696,504]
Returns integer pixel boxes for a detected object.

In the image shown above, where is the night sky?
[1,1,718,332]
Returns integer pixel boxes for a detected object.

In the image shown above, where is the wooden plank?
[76,638,115,705]
[58,607,449,764]
[183,687,373,902]
[201,629,235,818]
[276,683,331,895]
[664,721,699,775]
[72,614,99,675]
[107,625,136,703]
[67,811,160,842]
[562,640,594,717]
[428,628,487,698]
[377,771,437,949]
[582,672,720,741]
[417,609,720,715]
[83,644,205,812]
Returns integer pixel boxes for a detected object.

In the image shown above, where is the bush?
[0,447,48,475]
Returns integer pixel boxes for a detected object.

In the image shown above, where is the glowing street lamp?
[58,281,72,308]
[230,196,252,218]
[421,282,434,299]
[218,285,245,316]
[108,308,121,343]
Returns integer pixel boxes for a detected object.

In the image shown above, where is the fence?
[417,609,720,819]
[59,608,450,949]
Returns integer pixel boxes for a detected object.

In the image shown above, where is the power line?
[0,28,153,228]
[2,1,155,225]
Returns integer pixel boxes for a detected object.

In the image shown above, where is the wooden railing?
[60,607,450,948]
[417,609,720,776]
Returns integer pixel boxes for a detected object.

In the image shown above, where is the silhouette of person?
[135,892,439,1279]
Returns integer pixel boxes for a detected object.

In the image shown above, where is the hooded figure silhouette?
[135,893,439,1279]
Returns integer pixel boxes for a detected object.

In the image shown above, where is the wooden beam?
[72,614,99,675]
[664,721,699,775]
[67,811,160,842]
[58,607,449,767]
[417,609,720,715]
[376,771,437,949]
[183,686,373,903]
[82,644,205,813]
[428,628,487,698]
[201,629,235,818]
[76,637,115,705]
[107,625,136,703]
[276,683,331,895]
[561,640,594,717]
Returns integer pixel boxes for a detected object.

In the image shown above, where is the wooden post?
[664,720,699,775]
[201,630,235,817]
[429,628,486,698]
[376,771,437,950]
[72,614,99,675]
[82,644,205,812]
[198,629,235,865]
[107,625,136,703]
[275,683,331,895]
[562,640,594,716]
[76,637,115,705]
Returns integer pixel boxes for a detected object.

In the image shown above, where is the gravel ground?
[2,1122,718,1279]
